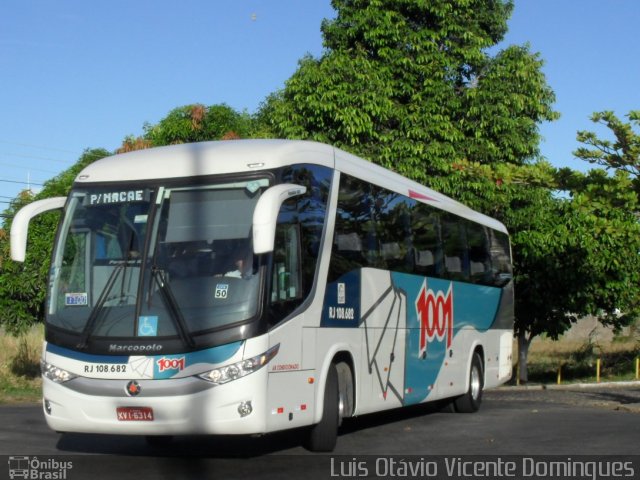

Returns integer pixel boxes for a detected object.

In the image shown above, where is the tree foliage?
[511,169,640,380]
[257,0,640,382]
[446,156,640,382]
[574,110,640,199]
[263,0,557,187]
[118,104,253,153]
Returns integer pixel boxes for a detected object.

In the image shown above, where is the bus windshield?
[47,179,269,343]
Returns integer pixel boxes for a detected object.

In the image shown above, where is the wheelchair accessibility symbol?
[138,316,158,336]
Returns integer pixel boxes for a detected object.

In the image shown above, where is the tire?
[453,352,484,413]
[335,362,354,426]
[305,363,339,452]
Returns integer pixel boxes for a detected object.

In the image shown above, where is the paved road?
[1,385,639,480]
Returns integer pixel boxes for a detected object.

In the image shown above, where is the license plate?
[116,407,154,421]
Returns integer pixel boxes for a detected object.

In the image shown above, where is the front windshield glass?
[48,189,151,336]
[48,179,269,340]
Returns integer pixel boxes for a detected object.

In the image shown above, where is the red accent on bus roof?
[409,189,438,202]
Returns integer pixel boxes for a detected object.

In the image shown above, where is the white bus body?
[11,140,513,451]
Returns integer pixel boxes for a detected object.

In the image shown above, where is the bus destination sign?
[86,190,147,206]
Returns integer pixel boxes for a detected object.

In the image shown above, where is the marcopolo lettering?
[88,190,144,206]
[109,343,163,353]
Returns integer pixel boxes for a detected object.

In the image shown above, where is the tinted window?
[489,230,512,286]
[329,175,370,281]
[268,164,332,325]
[328,172,511,287]
[412,204,443,277]
[441,214,468,281]
[467,222,491,284]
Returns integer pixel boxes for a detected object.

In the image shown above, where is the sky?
[1,0,639,211]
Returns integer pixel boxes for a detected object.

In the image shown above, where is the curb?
[497,380,640,391]
[495,380,640,413]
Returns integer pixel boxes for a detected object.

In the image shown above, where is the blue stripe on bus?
[152,341,244,379]
[46,341,244,380]
[392,273,502,405]
[322,269,503,405]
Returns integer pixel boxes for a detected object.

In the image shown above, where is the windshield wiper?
[77,265,124,349]
[151,267,196,349]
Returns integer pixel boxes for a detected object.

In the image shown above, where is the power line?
[0,161,59,174]
[0,178,45,186]
[0,140,80,155]
[0,151,74,165]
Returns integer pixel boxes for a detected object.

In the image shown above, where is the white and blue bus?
[11,140,513,451]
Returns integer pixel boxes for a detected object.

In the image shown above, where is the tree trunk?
[517,330,531,384]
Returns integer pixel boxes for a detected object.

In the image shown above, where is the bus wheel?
[304,363,339,452]
[454,353,484,413]
[336,361,353,426]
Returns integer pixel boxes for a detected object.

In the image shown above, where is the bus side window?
[269,164,332,325]
[467,223,492,285]
[377,194,415,273]
[267,194,305,327]
[412,205,443,277]
[441,214,469,282]
[489,230,513,287]
[271,223,303,303]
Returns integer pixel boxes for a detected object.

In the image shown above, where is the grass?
[525,335,640,385]
[0,325,42,404]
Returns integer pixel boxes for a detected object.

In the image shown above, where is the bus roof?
[74,139,507,233]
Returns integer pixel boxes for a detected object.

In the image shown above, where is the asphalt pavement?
[1,383,639,480]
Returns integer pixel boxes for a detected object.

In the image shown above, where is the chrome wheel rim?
[338,392,345,426]
[470,365,481,400]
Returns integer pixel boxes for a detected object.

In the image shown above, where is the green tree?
[0,149,110,335]
[263,0,557,187]
[260,0,560,378]
[574,110,640,199]
[511,169,640,381]
[451,161,640,383]
[259,0,640,383]
[119,104,254,152]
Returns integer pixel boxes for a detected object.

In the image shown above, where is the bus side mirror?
[10,197,67,262]
[252,184,306,254]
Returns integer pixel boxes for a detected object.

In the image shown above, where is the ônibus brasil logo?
[415,279,453,359]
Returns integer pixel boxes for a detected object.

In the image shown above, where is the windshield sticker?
[64,292,88,306]
[214,284,229,299]
[246,180,262,193]
[86,190,146,206]
[137,316,159,337]
[134,214,148,224]
[337,283,346,304]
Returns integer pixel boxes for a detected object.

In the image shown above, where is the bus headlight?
[41,360,77,383]
[197,344,279,386]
